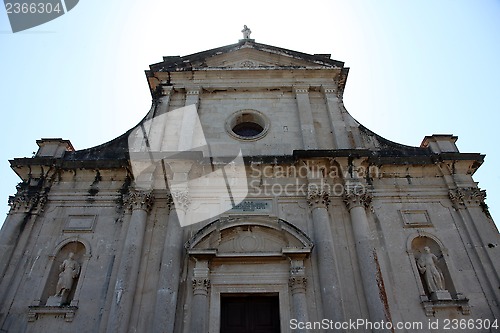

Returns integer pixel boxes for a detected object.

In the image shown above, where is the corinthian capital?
[343,185,371,210]
[192,278,210,296]
[306,184,330,209]
[8,184,48,214]
[171,189,191,212]
[127,190,155,211]
[449,187,486,208]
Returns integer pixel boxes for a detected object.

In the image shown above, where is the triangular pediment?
[148,40,344,73]
[203,48,333,69]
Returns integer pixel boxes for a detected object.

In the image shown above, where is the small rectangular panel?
[229,200,272,214]
[64,215,96,232]
[401,210,432,228]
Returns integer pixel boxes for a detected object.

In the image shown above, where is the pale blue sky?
[1,0,499,228]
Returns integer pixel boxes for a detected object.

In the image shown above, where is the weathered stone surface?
[0,37,498,333]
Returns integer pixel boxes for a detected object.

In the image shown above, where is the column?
[0,188,46,279]
[152,191,190,332]
[106,190,154,333]
[289,258,310,333]
[306,184,344,324]
[343,185,388,331]
[190,259,210,333]
[321,86,350,149]
[293,86,317,149]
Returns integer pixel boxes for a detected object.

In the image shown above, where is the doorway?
[220,294,281,333]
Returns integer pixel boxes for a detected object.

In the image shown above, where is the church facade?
[1,32,499,333]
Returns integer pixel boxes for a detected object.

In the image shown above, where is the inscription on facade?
[230,200,272,214]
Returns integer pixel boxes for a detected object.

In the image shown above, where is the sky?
[0,0,499,229]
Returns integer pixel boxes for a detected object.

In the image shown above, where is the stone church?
[1,28,499,333]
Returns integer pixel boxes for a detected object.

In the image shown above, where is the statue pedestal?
[431,290,452,301]
[46,295,63,306]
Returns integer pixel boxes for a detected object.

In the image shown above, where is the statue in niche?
[417,246,446,293]
[55,252,80,301]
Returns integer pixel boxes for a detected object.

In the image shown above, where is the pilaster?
[106,190,154,333]
[293,86,317,149]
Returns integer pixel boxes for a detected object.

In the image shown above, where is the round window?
[226,110,269,141]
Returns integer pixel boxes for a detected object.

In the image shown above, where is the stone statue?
[55,252,80,299]
[417,247,446,293]
[241,25,251,39]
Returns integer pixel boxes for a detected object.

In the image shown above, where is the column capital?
[293,85,310,94]
[343,187,372,210]
[449,187,486,208]
[185,86,201,95]
[8,185,47,214]
[126,190,155,212]
[289,276,307,294]
[192,278,210,296]
[160,85,173,96]
[306,184,330,209]
[320,85,336,95]
[170,189,191,212]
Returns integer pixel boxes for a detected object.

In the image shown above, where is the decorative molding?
[449,187,486,208]
[306,185,330,209]
[126,190,154,212]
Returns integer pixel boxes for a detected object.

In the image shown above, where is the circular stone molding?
[225,109,270,141]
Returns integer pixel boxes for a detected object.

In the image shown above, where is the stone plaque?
[401,210,432,228]
[229,200,272,214]
[64,215,96,232]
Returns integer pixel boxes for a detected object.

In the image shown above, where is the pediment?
[186,217,313,257]
[148,41,344,74]
[202,48,331,69]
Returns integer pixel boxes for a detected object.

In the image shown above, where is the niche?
[411,236,455,300]
[42,241,85,306]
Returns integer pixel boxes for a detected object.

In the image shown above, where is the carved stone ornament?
[192,278,210,295]
[126,190,154,212]
[343,187,372,210]
[306,185,330,209]
[8,184,47,213]
[449,187,486,208]
[289,276,307,294]
[171,189,191,212]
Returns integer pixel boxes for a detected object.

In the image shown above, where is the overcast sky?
[1,0,499,229]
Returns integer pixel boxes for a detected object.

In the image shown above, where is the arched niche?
[406,232,470,316]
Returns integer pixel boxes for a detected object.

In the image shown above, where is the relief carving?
[449,187,486,208]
